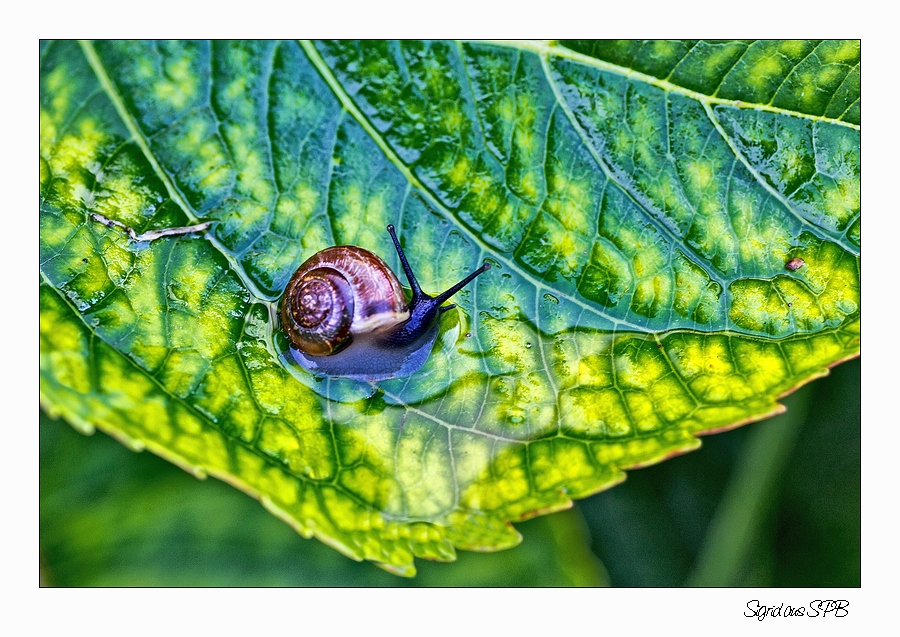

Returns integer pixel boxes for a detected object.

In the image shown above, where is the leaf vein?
[702,102,857,256]
[301,40,656,334]
[539,51,731,292]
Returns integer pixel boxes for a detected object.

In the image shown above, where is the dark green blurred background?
[40,357,859,587]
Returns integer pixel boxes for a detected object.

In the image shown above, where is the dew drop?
[465,332,472,338]
[525,342,532,349]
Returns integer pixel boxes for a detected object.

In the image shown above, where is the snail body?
[282,225,489,380]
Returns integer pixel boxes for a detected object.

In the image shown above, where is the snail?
[282,224,490,381]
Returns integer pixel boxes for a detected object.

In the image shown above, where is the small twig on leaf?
[89,212,212,243]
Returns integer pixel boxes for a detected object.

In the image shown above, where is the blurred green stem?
[687,384,814,586]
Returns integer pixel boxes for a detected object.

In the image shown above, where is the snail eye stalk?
[433,262,491,304]
[386,224,423,299]
[385,224,491,306]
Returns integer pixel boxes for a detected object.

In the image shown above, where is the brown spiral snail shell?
[281,225,490,380]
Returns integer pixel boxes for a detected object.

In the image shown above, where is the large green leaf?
[40,40,860,575]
